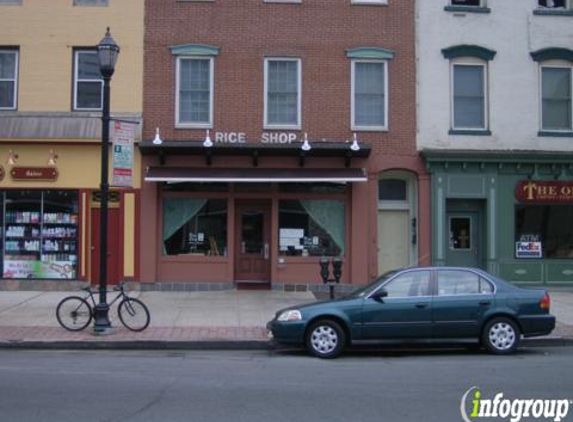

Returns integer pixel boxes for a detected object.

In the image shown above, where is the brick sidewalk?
[0,326,268,343]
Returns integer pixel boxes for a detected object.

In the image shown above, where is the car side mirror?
[371,289,388,302]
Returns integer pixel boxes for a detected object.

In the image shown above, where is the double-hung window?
[352,60,388,130]
[74,50,102,110]
[264,58,301,129]
[452,62,487,130]
[0,49,18,110]
[541,65,572,131]
[176,57,214,128]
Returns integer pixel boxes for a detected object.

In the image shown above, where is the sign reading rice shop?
[516,181,573,203]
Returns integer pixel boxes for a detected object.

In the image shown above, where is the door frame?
[445,199,486,269]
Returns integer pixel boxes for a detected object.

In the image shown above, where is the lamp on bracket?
[6,149,18,166]
[350,133,360,152]
[203,130,213,148]
[301,132,311,151]
[152,127,163,145]
[47,149,58,166]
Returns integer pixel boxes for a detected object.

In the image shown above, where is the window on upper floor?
[451,61,488,131]
[450,0,484,6]
[538,0,572,9]
[73,50,102,111]
[264,58,301,129]
[351,0,388,5]
[176,56,214,128]
[351,60,388,131]
[73,0,109,6]
[540,65,572,131]
[0,49,19,110]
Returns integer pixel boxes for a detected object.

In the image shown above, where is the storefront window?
[515,205,573,258]
[278,200,345,257]
[3,190,79,279]
[162,198,227,256]
[279,183,346,194]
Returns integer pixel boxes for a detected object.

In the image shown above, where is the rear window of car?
[437,270,493,295]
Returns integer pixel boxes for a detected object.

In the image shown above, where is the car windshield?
[347,270,398,298]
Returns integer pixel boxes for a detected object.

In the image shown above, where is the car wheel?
[482,317,519,355]
[306,319,345,359]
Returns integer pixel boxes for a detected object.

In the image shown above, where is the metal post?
[93,74,112,334]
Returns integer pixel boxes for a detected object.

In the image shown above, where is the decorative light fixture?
[301,133,311,151]
[6,149,18,166]
[350,133,360,152]
[93,27,120,335]
[47,149,58,166]
[152,127,163,145]
[203,129,213,148]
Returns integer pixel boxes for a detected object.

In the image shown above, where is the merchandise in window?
[279,200,345,257]
[0,49,18,109]
[515,205,573,259]
[453,64,486,129]
[177,57,213,127]
[74,50,103,110]
[352,60,386,129]
[541,67,572,131]
[265,59,300,128]
[163,198,227,256]
[2,191,79,279]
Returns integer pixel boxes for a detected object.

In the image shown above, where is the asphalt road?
[0,347,571,422]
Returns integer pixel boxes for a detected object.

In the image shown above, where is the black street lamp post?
[93,28,120,334]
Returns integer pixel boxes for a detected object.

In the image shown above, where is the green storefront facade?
[423,150,573,285]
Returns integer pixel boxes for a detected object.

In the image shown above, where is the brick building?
[139,0,430,291]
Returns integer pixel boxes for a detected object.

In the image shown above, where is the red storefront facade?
[139,0,430,291]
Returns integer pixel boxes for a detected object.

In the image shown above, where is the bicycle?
[56,282,150,332]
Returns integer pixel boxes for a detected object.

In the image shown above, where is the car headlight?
[277,310,302,322]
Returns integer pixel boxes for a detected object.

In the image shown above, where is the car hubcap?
[311,326,338,354]
[489,322,516,350]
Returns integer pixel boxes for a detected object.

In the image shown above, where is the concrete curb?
[0,337,570,351]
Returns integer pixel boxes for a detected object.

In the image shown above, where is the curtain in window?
[300,200,345,254]
[542,68,571,130]
[355,62,385,127]
[453,65,485,128]
[163,198,207,250]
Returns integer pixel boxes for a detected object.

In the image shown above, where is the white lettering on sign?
[214,132,246,143]
[261,132,297,144]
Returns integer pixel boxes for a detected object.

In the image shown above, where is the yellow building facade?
[0,0,143,288]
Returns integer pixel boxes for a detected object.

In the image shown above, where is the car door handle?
[415,303,428,309]
[479,301,491,306]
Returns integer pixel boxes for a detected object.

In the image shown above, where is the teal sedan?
[267,267,556,358]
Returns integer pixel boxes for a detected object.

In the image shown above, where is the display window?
[162,198,228,256]
[2,190,79,279]
[278,199,345,257]
[515,205,573,259]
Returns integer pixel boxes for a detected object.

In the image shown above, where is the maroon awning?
[145,167,368,183]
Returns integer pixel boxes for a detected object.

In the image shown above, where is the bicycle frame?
[82,286,129,313]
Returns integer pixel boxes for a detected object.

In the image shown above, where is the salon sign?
[516,181,573,203]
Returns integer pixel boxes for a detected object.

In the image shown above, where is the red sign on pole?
[516,180,573,203]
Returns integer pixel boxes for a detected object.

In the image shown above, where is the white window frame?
[175,56,214,129]
[264,57,302,130]
[351,59,388,131]
[450,59,489,131]
[73,50,103,111]
[0,49,18,110]
[539,61,573,132]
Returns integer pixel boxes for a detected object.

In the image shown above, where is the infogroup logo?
[461,387,572,422]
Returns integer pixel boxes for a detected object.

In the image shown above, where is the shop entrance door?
[446,210,483,268]
[91,208,121,286]
[235,201,271,288]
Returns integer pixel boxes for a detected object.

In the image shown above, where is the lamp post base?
[92,303,114,335]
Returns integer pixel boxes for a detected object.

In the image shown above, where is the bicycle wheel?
[118,298,150,332]
[56,296,92,331]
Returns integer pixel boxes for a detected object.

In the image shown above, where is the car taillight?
[540,293,550,310]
